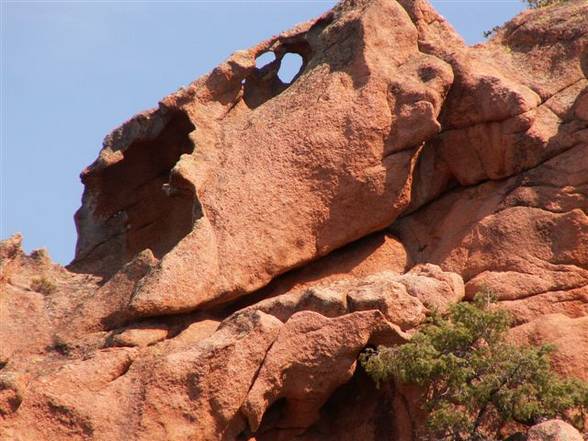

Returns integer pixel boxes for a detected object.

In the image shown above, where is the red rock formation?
[1,0,587,440]
[527,420,584,441]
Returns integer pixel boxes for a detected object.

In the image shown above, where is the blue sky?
[1,0,526,265]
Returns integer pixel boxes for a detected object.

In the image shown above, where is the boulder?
[509,314,588,381]
[527,420,584,441]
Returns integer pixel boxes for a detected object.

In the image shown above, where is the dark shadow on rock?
[69,109,198,279]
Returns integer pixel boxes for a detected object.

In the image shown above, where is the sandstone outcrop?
[1,0,587,439]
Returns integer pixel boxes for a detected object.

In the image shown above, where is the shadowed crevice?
[69,109,199,279]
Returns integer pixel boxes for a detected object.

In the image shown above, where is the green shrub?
[360,293,588,440]
[49,335,71,356]
[30,276,56,295]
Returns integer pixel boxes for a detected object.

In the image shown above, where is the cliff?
[1,0,587,439]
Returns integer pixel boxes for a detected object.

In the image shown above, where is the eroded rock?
[527,419,584,441]
[393,144,588,323]
[2,0,588,440]
[233,264,463,329]
[241,310,407,435]
[509,314,588,381]
[71,0,457,318]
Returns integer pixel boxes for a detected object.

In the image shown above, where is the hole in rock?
[255,51,276,69]
[277,52,304,84]
[287,365,395,440]
[80,110,199,271]
[242,41,311,110]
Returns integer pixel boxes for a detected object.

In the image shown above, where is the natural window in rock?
[242,43,310,109]
[277,52,303,84]
[255,51,275,69]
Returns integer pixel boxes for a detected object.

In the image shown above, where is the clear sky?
[1,0,526,265]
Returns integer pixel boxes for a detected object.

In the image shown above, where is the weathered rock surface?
[241,310,407,436]
[2,0,587,440]
[509,314,588,381]
[70,0,459,317]
[527,420,584,441]
[393,144,588,325]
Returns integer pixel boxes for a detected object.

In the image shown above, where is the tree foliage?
[360,293,588,440]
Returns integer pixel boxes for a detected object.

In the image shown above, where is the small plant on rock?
[30,276,56,295]
[524,0,568,8]
[49,335,71,356]
[360,293,588,440]
[484,0,570,39]
[482,26,501,39]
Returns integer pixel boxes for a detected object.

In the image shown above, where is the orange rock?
[1,0,588,440]
[70,0,456,318]
[394,144,588,323]
[509,314,588,381]
[527,419,584,441]
[241,310,407,435]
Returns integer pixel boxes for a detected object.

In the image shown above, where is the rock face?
[527,420,584,441]
[1,0,587,440]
